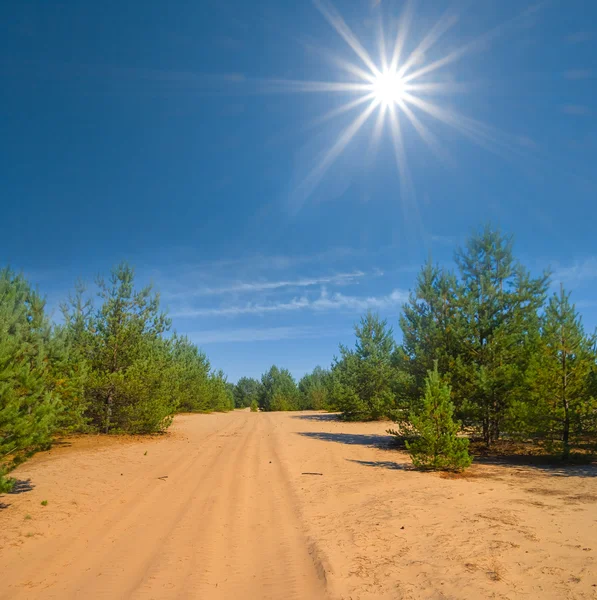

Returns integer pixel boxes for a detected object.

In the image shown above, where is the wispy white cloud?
[173,288,408,318]
[564,69,594,80]
[167,271,365,298]
[566,32,594,44]
[575,300,597,309]
[170,247,368,274]
[553,257,597,285]
[562,104,591,116]
[431,234,459,246]
[187,326,344,344]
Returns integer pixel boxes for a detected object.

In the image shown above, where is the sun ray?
[403,81,473,95]
[397,10,459,78]
[365,101,387,166]
[397,99,447,163]
[309,44,378,83]
[389,0,414,73]
[259,79,373,94]
[401,4,539,85]
[313,0,380,77]
[309,93,376,128]
[370,101,387,151]
[388,104,422,235]
[388,105,408,190]
[401,91,518,160]
[295,99,379,202]
[376,12,388,73]
[329,56,377,84]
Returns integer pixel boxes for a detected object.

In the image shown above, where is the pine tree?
[454,226,548,445]
[298,366,331,410]
[169,335,212,413]
[531,286,596,457]
[259,366,299,411]
[400,261,462,391]
[406,363,472,471]
[207,369,235,412]
[84,263,175,433]
[331,312,396,420]
[0,269,60,491]
[46,325,89,433]
[234,377,262,409]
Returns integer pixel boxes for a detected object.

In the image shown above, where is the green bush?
[406,363,472,472]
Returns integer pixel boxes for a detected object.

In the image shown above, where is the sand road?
[0,412,326,599]
[2,410,597,599]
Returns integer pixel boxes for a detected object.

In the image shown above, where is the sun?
[370,70,405,107]
[261,0,522,207]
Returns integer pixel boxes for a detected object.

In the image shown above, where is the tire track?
[2,412,327,600]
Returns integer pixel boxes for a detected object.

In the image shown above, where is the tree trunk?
[561,321,569,459]
[105,390,113,434]
[483,415,490,446]
[562,399,570,459]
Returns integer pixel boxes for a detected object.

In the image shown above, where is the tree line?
[3,226,596,484]
[240,227,596,464]
[0,263,234,492]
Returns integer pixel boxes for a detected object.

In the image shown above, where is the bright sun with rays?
[371,70,406,107]
[263,0,529,207]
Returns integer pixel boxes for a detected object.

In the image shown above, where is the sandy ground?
[1,411,596,600]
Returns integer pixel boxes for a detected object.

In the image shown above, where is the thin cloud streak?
[566,31,594,44]
[173,288,408,318]
[564,69,594,80]
[188,326,344,344]
[168,271,365,298]
[553,257,597,284]
[562,105,591,116]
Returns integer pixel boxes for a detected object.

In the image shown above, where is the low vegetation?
[406,363,472,471]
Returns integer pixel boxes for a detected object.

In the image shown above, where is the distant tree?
[406,363,472,471]
[331,312,396,420]
[250,399,259,412]
[259,366,299,411]
[0,269,60,491]
[234,377,262,409]
[208,370,235,412]
[298,366,331,410]
[168,335,211,413]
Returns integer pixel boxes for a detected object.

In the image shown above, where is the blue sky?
[1,0,596,382]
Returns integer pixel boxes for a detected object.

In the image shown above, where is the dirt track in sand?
[1,410,597,599]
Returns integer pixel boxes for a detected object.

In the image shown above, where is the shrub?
[406,363,472,471]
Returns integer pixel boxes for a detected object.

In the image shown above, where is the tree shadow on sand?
[473,456,597,478]
[7,479,35,494]
[348,459,413,471]
[298,431,597,478]
[0,478,35,509]
[291,413,341,422]
[297,431,397,449]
